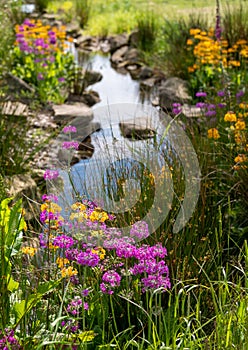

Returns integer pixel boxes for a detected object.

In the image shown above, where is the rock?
[128,30,139,48]
[124,48,140,63]
[52,103,93,124]
[56,121,100,165]
[139,66,154,80]
[99,39,111,53]
[109,34,129,53]
[140,77,157,90]
[181,104,203,118]
[83,69,103,87]
[67,90,100,106]
[65,22,81,37]
[41,13,58,22]
[6,174,37,199]
[111,45,129,65]
[119,117,156,140]
[111,47,140,68]
[158,77,191,111]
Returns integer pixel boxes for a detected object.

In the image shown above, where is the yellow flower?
[21,246,37,257]
[70,212,87,222]
[71,202,86,211]
[234,154,247,163]
[235,120,246,130]
[61,266,78,278]
[189,28,201,36]
[56,257,69,268]
[91,247,106,260]
[224,112,237,122]
[89,210,109,222]
[187,39,193,45]
[208,128,220,139]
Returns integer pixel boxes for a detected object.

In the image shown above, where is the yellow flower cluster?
[91,247,106,260]
[56,257,78,278]
[61,266,78,278]
[187,28,248,72]
[70,203,109,223]
[21,246,37,257]
[207,128,220,140]
[224,112,237,122]
[14,19,73,54]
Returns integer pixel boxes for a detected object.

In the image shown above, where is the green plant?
[74,0,91,29]
[136,11,158,52]
[35,0,50,13]
[11,18,75,104]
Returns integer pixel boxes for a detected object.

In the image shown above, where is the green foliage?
[0,198,25,328]
[222,0,248,46]
[136,11,158,52]
[11,19,75,104]
[0,0,22,77]
[74,0,91,29]
[35,0,50,13]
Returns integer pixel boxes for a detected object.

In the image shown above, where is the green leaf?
[13,280,61,325]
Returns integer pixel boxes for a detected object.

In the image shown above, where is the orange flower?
[224,112,237,122]
[235,120,246,130]
[208,128,220,139]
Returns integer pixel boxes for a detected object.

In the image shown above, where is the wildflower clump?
[12,18,75,103]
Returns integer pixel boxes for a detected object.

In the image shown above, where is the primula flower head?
[224,112,237,122]
[44,169,59,180]
[207,128,220,139]
[196,91,207,97]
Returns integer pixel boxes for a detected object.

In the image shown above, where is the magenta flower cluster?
[62,141,79,150]
[0,329,21,350]
[43,169,59,180]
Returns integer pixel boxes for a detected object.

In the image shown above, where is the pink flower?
[43,169,59,180]
[62,141,79,150]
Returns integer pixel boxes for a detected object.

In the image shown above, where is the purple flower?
[116,243,137,258]
[172,107,182,115]
[49,36,56,45]
[58,77,65,82]
[236,90,245,98]
[42,194,58,202]
[37,73,44,81]
[84,302,89,310]
[62,141,79,150]
[215,0,222,41]
[218,103,226,108]
[53,235,75,249]
[39,233,47,248]
[82,289,89,297]
[141,274,171,292]
[217,90,225,97]
[196,91,207,97]
[43,169,59,180]
[205,110,216,117]
[207,104,216,110]
[130,221,150,240]
[195,102,206,108]
[76,251,100,267]
[102,270,121,287]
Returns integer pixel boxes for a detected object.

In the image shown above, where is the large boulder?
[52,103,93,124]
[111,46,141,69]
[158,77,192,111]
[119,117,156,140]
[109,34,129,53]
